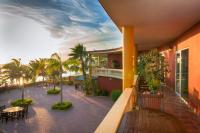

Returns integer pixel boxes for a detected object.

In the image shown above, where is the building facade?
[89,47,122,93]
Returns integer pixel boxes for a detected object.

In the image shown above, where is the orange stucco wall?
[161,48,176,90]
[161,23,200,114]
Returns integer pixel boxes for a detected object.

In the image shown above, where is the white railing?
[95,75,138,133]
[92,68,122,79]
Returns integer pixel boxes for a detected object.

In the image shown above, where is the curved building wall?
[97,76,122,93]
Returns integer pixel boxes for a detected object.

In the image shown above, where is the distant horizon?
[0,43,122,65]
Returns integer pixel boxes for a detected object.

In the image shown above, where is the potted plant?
[138,49,168,110]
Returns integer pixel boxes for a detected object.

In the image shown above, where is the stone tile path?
[0,85,113,133]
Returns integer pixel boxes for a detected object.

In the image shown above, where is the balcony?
[95,76,200,133]
[95,75,138,133]
[92,68,122,79]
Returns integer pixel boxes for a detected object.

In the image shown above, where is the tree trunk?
[53,78,56,90]
[69,71,71,82]
[42,76,45,88]
[69,71,72,82]
[81,59,86,81]
[21,78,24,102]
[60,73,63,104]
[22,87,24,102]
[33,77,36,86]
[88,54,93,94]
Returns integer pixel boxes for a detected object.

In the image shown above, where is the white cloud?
[0,0,122,63]
[0,14,64,64]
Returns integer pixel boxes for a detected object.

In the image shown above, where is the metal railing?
[92,68,122,79]
[95,75,138,133]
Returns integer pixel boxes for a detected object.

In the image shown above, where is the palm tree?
[63,58,80,81]
[21,65,32,100]
[0,65,6,87]
[37,58,48,87]
[3,59,22,86]
[46,62,60,90]
[68,44,88,81]
[48,53,64,103]
[2,59,31,101]
[29,60,40,84]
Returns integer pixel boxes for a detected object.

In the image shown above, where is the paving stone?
[0,86,113,133]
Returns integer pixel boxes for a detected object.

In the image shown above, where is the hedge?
[52,101,72,110]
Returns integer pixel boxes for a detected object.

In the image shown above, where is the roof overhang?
[99,0,200,51]
[88,47,122,54]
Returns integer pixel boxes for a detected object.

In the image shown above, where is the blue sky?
[0,0,121,64]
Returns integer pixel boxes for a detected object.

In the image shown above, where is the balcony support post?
[122,26,137,110]
[122,26,137,90]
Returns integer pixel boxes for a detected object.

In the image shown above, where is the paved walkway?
[0,85,113,133]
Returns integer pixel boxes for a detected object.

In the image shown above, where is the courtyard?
[0,85,113,133]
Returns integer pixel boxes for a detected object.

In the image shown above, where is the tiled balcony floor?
[119,88,200,133]
[163,88,200,133]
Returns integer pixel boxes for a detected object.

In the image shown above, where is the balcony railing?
[92,68,122,79]
[95,75,138,133]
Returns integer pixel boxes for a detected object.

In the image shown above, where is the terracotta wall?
[161,22,200,114]
[107,53,122,69]
[97,76,122,93]
[160,48,176,90]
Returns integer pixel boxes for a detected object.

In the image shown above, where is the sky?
[0,0,122,64]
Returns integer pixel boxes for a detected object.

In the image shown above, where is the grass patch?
[52,101,72,110]
[111,90,122,102]
[11,98,33,106]
[47,88,60,94]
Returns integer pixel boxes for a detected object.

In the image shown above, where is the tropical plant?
[138,49,168,92]
[29,60,40,83]
[111,90,121,102]
[36,58,48,87]
[68,44,88,81]
[2,59,22,85]
[46,62,60,90]
[51,101,72,110]
[21,65,33,100]
[11,98,32,106]
[63,58,80,81]
[48,53,65,103]
[0,66,7,87]
[47,88,60,94]
[68,44,97,95]
[3,59,33,101]
[21,65,32,83]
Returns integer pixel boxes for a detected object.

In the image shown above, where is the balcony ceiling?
[99,0,200,51]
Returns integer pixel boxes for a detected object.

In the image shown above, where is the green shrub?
[52,101,72,110]
[83,79,91,95]
[92,80,100,96]
[67,81,73,85]
[111,90,122,102]
[94,88,102,96]
[11,98,33,106]
[47,88,60,94]
[101,90,109,96]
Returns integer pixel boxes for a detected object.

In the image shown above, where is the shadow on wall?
[189,88,200,116]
